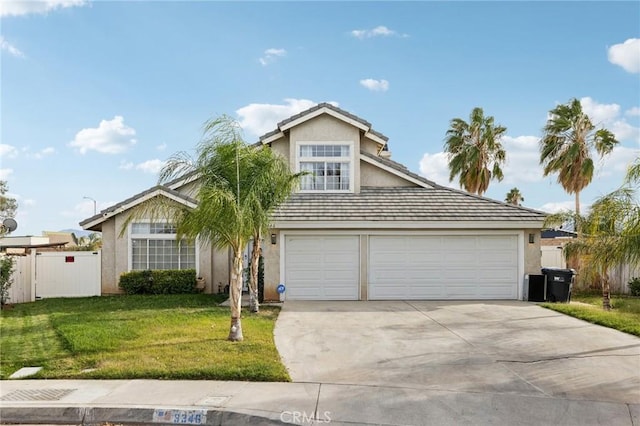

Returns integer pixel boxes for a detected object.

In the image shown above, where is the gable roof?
[258,102,389,145]
[272,186,546,229]
[80,186,198,231]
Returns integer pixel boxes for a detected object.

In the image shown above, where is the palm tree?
[121,115,300,341]
[444,107,507,196]
[539,98,619,222]
[245,147,302,313]
[505,187,524,206]
[545,157,640,310]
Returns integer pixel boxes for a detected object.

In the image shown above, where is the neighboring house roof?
[542,229,577,239]
[272,187,546,228]
[42,231,77,246]
[258,102,389,145]
[80,185,198,231]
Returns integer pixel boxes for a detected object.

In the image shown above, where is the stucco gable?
[258,103,388,146]
[80,186,197,232]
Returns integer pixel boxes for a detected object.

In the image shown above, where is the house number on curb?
[152,408,207,425]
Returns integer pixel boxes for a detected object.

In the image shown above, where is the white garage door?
[284,235,360,300]
[369,235,518,300]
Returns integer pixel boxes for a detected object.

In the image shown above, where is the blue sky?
[1,0,639,236]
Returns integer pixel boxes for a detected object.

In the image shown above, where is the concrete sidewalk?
[1,379,638,425]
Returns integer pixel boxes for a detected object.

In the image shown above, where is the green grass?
[0,294,290,381]
[542,293,640,337]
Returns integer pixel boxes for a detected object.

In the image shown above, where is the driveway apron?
[274,300,640,404]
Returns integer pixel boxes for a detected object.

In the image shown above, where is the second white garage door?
[369,235,519,300]
[284,235,360,300]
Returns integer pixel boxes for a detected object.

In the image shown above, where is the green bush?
[0,256,15,305]
[119,269,197,295]
[629,277,640,297]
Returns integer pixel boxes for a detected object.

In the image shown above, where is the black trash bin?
[542,268,575,303]
[527,274,546,302]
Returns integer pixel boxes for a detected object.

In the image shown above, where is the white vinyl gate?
[6,251,101,303]
[5,254,34,304]
[35,251,101,298]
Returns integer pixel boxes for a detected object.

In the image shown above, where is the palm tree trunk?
[228,250,244,341]
[249,233,261,313]
[602,272,611,311]
[575,191,581,234]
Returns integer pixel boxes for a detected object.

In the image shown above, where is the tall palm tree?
[444,107,507,196]
[245,147,302,313]
[505,187,524,206]
[539,98,619,222]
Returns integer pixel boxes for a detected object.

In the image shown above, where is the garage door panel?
[285,235,360,300]
[369,235,519,300]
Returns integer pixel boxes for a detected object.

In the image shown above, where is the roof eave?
[272,219,546,229]
[80,187,198,231]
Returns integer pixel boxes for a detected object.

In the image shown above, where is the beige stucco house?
[81,103,546,301]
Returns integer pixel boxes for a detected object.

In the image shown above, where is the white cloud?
[607,38,640,74]
[34,147,55,159]
[360,78,389,92]
[501,135,544,184]
[597,145,640,177]
[135,159,165,174]
[119,160,134,170]
[538,201,578,214]
[580,97,640,144]
[609,120,640,145]
[236,98,339,137]
[351,26,406,39]
[22,198,36,207]
[0,0,87,17]
[0,169,14,179]
[580,97,620,124]
[0,36,25,58]
[418,152,452,186]
[0,144,19,159]
[156,143,167,151]
[626,107,640,117]
[68,116,137,154]
[259,48,286,66]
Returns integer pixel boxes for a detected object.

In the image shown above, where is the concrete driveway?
[274,301,640,406]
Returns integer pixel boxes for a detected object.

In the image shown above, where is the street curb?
[0,406,289,426]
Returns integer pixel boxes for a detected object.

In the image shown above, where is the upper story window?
[297,142,353,192]
[130,222,196,271]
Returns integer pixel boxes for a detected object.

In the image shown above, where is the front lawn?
[542,293,640,337]
[0,294,290,381]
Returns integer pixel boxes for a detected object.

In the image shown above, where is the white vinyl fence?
[5,250,101,303]
[541,246,566,269]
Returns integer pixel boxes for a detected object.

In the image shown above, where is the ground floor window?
[130,222,196,270]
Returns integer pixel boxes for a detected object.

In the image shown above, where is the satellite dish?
[2,218,17,233]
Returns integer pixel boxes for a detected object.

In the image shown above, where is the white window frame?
[295,141,355,193]
[127,221,199,272]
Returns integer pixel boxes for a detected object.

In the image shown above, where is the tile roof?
[273,187,546,222]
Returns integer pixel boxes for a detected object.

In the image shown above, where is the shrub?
[119,269,197,295]
[0,256,15,305]
[629,277,640,297]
